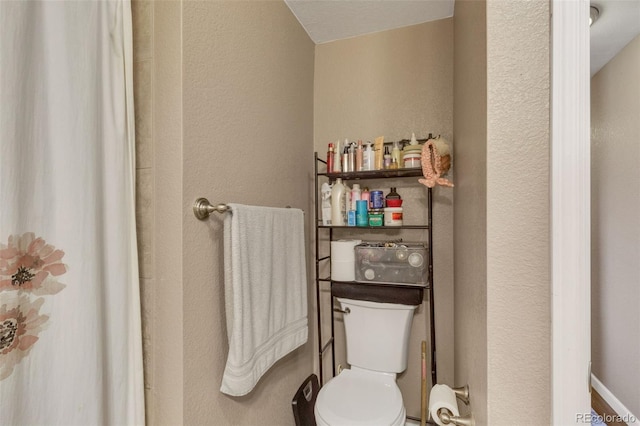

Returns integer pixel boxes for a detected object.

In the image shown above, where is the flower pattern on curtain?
[0,233,68,380]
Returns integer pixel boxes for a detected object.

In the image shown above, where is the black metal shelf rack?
[313,152,437,388]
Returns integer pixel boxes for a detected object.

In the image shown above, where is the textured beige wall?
[151,1,185,424]
[486,0,550,423]
[591,34,640,417]
[314,19,455,419]
[132,0,190,424]
[453,2,552,423]
[452,0,487,424]
[181,2,315,425]
[131,0,160,422]
[135,2,556,424]
[134,1,314,425]
[133,0,186,423]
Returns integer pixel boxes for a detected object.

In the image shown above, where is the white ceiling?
[591,0,640,75]
[285,0,640,76]
[285,0,454,44]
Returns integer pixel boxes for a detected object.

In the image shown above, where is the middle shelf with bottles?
[319,170,430,229]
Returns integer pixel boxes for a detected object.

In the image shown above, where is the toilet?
[314,297,418,426]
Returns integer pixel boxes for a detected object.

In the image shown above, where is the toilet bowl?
[314,297,418,426]
[314,368,405,426]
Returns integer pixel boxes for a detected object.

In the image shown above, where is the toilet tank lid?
[337,297,418,311]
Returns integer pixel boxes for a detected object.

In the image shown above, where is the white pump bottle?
[331,178,346,226]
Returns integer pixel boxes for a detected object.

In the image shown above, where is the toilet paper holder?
[451,384,469,405]
[437,385,473,426]
[437,408,474,426]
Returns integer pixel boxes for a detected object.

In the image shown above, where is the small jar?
[403,153,421,168]
[370,191,384,209]
[368,209,384,227]
[384,207,403,226]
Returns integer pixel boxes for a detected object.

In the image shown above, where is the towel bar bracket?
[193,198,229,220]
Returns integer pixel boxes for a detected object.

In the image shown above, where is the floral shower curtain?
[0,1,144,424]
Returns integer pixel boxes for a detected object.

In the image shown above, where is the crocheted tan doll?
[418,138,453,188]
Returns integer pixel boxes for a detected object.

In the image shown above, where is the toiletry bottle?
[334,140,342,172]
[331,178,346,226]
[327,143,334,173]
[374,136,384,170]
[363,142,373,171]
[411,132,419,145]
[383,187,403,225]
[385,187,401,203]
[347,209,356,227]
[351,184,361,210]
[348,142,355,172]
[389,157,399,170]
[402,133,422,168]
[404,132,419,154]
[370,190,384,209]
[355,140,363,171]
[344,182,351,208]
[356,200,368,227]
[361,187,370,210]
[383,146,391,169]
[342,146,349,172]
[391,141,402,168]
[321,182,332,225]
[344,183,351,225]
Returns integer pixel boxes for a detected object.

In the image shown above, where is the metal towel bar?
[193,197,301,220]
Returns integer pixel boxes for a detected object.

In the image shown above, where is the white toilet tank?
[338,297,417,373]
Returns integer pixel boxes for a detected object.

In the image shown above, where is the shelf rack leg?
[314,152,324,385]
[427,187,437,386]
[330,228,336,378]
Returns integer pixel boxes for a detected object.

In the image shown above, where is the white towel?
[220,203,308,396]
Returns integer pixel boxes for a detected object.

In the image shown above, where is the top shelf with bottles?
[318,136,428,181]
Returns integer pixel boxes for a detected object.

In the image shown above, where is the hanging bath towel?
[221,204,308,396]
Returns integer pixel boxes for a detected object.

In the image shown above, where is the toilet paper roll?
[331,240,361,260]
[331,240,361,281]
[429,384,460,426]
[331,261,356,281]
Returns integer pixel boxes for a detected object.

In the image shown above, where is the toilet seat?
[314,368,406,426]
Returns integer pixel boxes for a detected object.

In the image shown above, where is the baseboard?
[591,374,639,425]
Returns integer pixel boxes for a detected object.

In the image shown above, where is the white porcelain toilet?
[314,297,418,426]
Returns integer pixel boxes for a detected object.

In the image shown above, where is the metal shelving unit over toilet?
[313,152,437,388]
